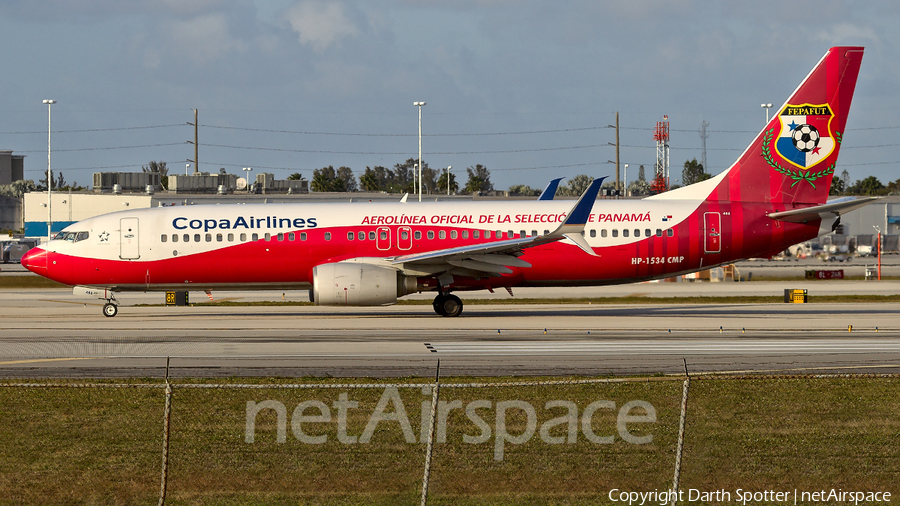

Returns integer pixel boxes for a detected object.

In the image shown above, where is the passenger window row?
[161,232,309,243]
[587,228,675,238]
[161,227,675,244]
[337,229,545,241]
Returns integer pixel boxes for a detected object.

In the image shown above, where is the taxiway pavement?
[0,282,898,378]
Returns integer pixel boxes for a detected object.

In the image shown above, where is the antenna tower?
[653,115,670,189]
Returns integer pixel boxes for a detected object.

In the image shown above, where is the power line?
[843,143,900,149]
[200,124,608,137]
[0,124,183,135]
[620,144,739,151]
[19,142,184,153]
[34,163,146,172]
[202,142,604,155]
[3,121,899,137]
[491,162,597,171]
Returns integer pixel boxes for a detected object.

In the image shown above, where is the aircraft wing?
[391,177,605,277]
[768,197,879,223]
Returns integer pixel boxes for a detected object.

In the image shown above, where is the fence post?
[420,360,441,506]
[158,358,173,506]
[670,359,690,506]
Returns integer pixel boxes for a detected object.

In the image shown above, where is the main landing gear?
[433,293,463,317]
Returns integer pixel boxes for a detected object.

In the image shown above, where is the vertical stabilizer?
[656,47,864,206]
[722,47,863,205]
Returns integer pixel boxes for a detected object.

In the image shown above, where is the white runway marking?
[425,339,900,355]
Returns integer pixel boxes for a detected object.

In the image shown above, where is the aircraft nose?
[20,247,48,273]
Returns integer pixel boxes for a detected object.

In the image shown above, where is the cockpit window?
[54,231,89,242]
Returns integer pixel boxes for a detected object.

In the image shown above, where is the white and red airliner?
[23,47,874,317]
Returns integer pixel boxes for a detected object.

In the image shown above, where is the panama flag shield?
[774,103,835,170]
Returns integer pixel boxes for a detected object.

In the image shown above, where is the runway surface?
[1,283,898,378]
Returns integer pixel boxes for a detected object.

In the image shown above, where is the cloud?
[283,1,360,51]
[811,22,878,44]
[166,13,245,63]
[158,0,230,17]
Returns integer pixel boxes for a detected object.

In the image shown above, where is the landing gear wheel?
[102,303,118,318]
[433,294,447,315]
[438,294,463,318]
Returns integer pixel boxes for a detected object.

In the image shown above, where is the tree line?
[6,157,896,198]
[307,158,494,195]
[830,170,900,196]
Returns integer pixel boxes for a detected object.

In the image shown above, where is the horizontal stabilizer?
[768,197,879,223]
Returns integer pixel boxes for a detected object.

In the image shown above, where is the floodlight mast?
[243,167,253,191]
[761,103,773,123]
[414,102,426,202]
[42,99,56,241]
[446,166,452,196]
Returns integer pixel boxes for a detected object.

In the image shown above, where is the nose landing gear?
[432,293,463,317]
[102,302,118,317]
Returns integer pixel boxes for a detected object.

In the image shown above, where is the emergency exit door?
[120,217,140,259]
[704,212,721,254]
[375,226,391,251]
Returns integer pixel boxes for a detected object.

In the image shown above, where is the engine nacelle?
[312,262,418,306]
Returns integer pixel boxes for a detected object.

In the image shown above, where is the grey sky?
[1,0,897,190]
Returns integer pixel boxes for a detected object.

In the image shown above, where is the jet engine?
[312,262,418,306]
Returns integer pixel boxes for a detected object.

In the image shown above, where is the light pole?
[761,103,773,123]
[414,101,426,202]
[446,165,452,196]
[623,164,629,197]
[243,167,253,191]
[42,99,56,241]
[874,225,882,280]
[185,163,191,175]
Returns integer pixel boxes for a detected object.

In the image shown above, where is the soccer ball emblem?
[791,124,819,152]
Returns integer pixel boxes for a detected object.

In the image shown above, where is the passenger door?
[120,217,140,259]
[704,212,721,254]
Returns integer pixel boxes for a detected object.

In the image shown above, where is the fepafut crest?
[761,103,842,188]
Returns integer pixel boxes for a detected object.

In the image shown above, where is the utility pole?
[615,111,620,197]
[187,109,198,174]
[699,120,709,172]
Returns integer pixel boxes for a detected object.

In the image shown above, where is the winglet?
[537,178,564,200]
[551,176,606,256]
[562,177,605,227]
[400,193,409,203]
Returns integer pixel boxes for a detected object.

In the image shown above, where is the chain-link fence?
[1,373,898,505]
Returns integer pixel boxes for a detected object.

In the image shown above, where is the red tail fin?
[719,47,863,206]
